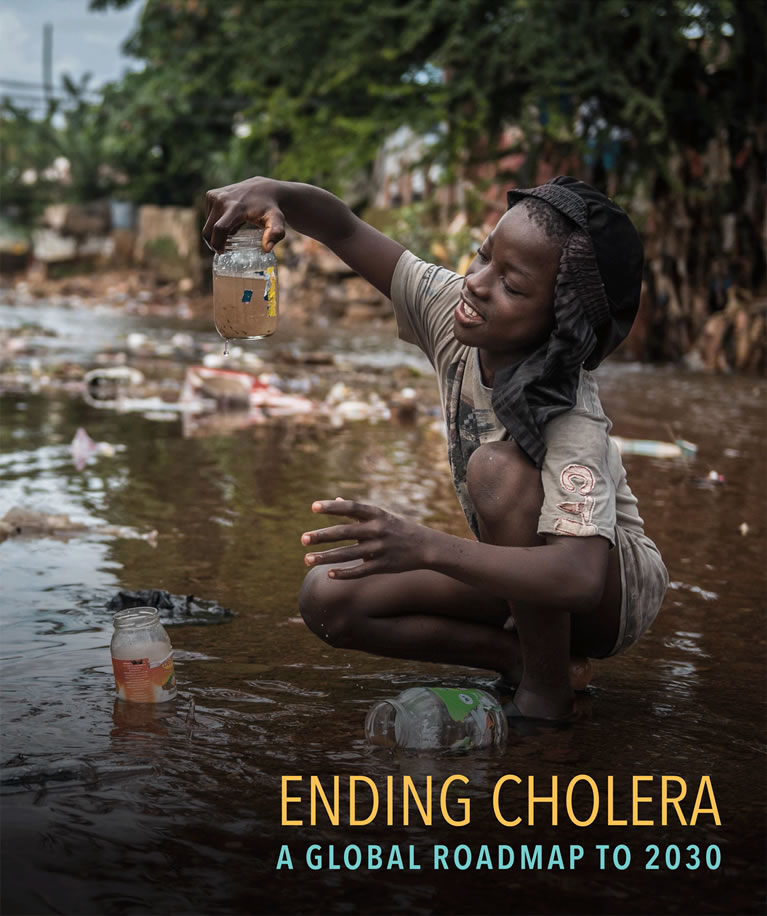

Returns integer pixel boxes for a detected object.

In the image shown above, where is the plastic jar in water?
[365,687,507,750]
[212,227,278,346]
[110,607,177,703]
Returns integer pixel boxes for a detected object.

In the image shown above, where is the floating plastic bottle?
[110,607,177,703]
[611,436,697,459]
[365,686,507,750]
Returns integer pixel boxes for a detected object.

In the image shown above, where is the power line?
[0,95,246,129]
[1,95,258,130]
[0,78,251,105]
[2,93,72,106]
[0,74,265,127]
[0,78,107,98]
[0,78,102,96]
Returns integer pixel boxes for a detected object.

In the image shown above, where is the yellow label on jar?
[265,266,277,317]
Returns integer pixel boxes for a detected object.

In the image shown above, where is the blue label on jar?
[241,289,253,303]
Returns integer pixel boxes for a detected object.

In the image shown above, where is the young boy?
[203,176,668,723]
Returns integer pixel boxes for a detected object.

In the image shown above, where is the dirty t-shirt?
[389,250,645,544]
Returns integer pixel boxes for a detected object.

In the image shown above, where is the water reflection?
[110,698,177,739]
[0,362,765,915]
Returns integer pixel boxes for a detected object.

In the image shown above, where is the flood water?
[1,298,765,915]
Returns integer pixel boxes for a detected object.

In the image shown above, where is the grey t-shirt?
[389,250,644,544]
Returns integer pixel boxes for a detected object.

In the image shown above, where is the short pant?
[607,526,669,656]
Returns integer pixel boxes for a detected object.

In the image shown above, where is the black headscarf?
[490,176,644,467]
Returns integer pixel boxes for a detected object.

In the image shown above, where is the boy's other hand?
[202,177,286,254]
[301,498,434,579]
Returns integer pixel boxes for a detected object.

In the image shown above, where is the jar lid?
[225,226,265,251]
[233,225,264,240]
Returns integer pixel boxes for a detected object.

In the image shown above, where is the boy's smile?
[456,290,485,324]
[453,204,563,386]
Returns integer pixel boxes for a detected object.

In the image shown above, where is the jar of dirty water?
[110,607,177,703]
[212,227,278,348]
[365,687,507,751]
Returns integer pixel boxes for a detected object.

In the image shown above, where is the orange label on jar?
[112,651,177,703]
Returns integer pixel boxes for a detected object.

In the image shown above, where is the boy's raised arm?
[203,177,405,299]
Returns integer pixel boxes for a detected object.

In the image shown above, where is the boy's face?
[454,205,561,363]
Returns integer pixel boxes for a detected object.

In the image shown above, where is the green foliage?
[4,0,764,215]
[143,234,189,281]
[144,235,179,258]
[368,200,448,263]
[94,2,244,205]
[367,199,479,268]
[0,105,60,224]
[1,76,114,225]
[85,0,763,205]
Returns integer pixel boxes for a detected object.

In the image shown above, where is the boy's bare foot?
[505,685,575,722]
[503,690,593,726]
[496,652,592,693]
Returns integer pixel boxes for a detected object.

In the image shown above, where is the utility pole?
[43,22,53,104]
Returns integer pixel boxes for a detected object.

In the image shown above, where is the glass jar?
[212,227,278,346]
[110,607,177,703]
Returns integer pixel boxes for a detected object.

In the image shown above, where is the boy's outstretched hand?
[301,498,434,579]
[203,177,286,254]
[202,177,403,298]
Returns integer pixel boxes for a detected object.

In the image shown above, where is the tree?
[83,1,767,366]
[93,1,250,205]
[1,76,112,225]
[90,1,764,197]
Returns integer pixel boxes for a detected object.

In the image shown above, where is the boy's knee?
[298,565,357,648]
[466,440,542,527]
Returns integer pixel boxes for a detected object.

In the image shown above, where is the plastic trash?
[390,387,419,423]
[611,437,698,459]
[692,470,726,487]
[326,383,391,425]
[107,589,235,624]
[84,367,144,403]
[181,365,255,409]
[365,686,507,751]
[85,392,202,415]
[0,507,157,544]
[326,382,355,406]
[126,332,153,354]
[170,332,196,354]
[181,366,315,416]
[71,427,116,470]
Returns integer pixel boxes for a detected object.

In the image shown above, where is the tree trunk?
[627,130,766,373]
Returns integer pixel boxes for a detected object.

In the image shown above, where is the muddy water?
[0,339,765,914]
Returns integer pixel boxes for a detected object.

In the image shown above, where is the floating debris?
[107,589,235,625]
[181,365,254,409]
[0,507,157,545]
[691,470,726,487]
[325,382,390,425]
[84,367,145,404]
[667,580,719,601]
[181,366,316,417]
[70,427,116,470]
[390,386,419,423]
[611,437,698,459]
